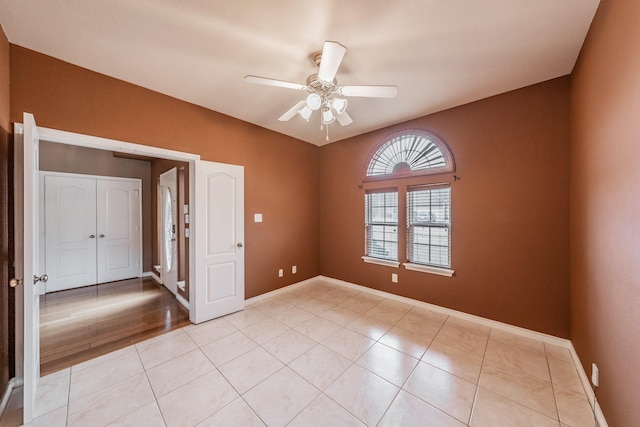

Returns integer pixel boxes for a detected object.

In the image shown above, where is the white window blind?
[407,184,451,268]
[365,190,398,261]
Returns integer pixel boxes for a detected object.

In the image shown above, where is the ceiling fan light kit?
[245,40,398,141]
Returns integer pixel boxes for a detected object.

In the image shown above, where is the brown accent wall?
[39,141,153,272]
[320,78,571,337]
[570,0,640,424]
[0,24,11,395]
[10,46,320,299]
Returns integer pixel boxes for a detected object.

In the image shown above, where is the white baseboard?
[142,271,162,284]
[176,293,190,310]
[248,274,608,427]
[0,378,16,419]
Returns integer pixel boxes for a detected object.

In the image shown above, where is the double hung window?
[364,190,398,262]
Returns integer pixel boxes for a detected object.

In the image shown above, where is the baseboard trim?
[568,343,609,427]
[245,276,320,306]
[176,293,190,310]
[0,378,17,420]
[142,271,162,284]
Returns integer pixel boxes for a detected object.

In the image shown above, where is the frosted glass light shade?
[322,109,335,124]
[331,98,348,115]
[298,105,313,121]
[306,93,322,110]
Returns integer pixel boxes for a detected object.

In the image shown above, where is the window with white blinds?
[407,185,451,268]
[365,190,398,261]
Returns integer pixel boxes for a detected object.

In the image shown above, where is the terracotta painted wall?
[39,141,153,272]
[319,78,571,337]
[570,0,640,425]
[0,24,11,394]
[10,46,320,299]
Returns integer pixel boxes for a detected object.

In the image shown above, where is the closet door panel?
[44,176,97,292]
[97,179,141,283]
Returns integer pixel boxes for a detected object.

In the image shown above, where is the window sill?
[403,263,454,277]
[361,256,400,268]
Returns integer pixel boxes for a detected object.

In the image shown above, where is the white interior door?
[159,168,177,294]
[44,175,97,292]
[193,160,244,324]
[19,113,43,423]
[96,179,141,283]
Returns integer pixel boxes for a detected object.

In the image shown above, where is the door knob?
[237,242,243,248]
[99,234,105,238]
[89,234,95,238]
[33,274,48,284]
[9,278,23,287]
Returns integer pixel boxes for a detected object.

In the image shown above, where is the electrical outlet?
[392,273,398,283]
[592,363,599,387]
[278,269,284,278]
[292,265,297,274]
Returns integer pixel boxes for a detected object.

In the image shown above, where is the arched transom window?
[365,131,454,180]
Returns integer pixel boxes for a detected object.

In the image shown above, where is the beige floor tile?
[316,288,356,305]
[136,330,197,369]
[489,329,545,355]
[444,316,491,335]
[379,390,465,427]
[470,387,560,427]
[553,384,596,427]
[379,326,432,359]
[337,293,384,314]
[407,306,449,324]
[364,300,413,325]
[544,343,574,364]
[71,345,137,373]
[200,330,257,366]
[346,315,392,340]
[272,305,316,328]
[262,330,316,363]
[288,394,365,427]
[322,327,375,361]
[422,340,484,384]
[251,298,296,317]
[69,350,143,402]
[289,344,352,390]
[293,315,341,342]
[241,317,290,345]
[223,308,270,329]
[484,339,550,381]
[403,361,477,424]
[395,310,444,339]
[356,342,419,387]
[157,370,238,427]
[198,398,265,427]
[548,357,585,394]
[325,364,400,426]
[218,347,284,393]
[299,297,336,315]
[479,358,558,419]
[243,367,319,427]
[146,349,214,397]
[67,372,155,427]
[25,406,67,427]
[320,306,361,326]
[107,401,165,427]
[135,329,185,351]
[432,324,489,357]
[33,368,70,419]
[182,317,237,347]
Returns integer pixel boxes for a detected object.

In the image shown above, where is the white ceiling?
[0,0,599,146]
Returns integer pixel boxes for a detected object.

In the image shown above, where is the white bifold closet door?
[44,174,141,292]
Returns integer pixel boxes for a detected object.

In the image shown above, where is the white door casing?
[44,175,97,292]
[96,179,141,283]
[159,168,178,294]
[20,113,42,423]
[193,160,245,324]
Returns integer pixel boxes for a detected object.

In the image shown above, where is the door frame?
[39,171,143,292]
[158,167,178,295]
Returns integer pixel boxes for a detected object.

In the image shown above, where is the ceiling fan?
[244,41,398,139]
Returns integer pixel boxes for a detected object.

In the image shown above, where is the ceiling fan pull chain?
[326,124,330,141]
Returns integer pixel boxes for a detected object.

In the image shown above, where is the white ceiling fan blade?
[278,100,306,121]
[244,75,305,90]
[336,111,353,126]
[317,41,347,83]
[340,85,398,98]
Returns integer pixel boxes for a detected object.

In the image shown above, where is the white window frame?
[363,190,399,266]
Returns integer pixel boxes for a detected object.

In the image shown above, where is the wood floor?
[39,277,190,376]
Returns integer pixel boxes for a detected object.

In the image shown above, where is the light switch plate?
[255,213,263,223]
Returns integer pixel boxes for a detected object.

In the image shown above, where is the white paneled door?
[44,174,141,292]
[193,160,244,323]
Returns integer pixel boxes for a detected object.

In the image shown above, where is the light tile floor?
[1,280,597,427]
